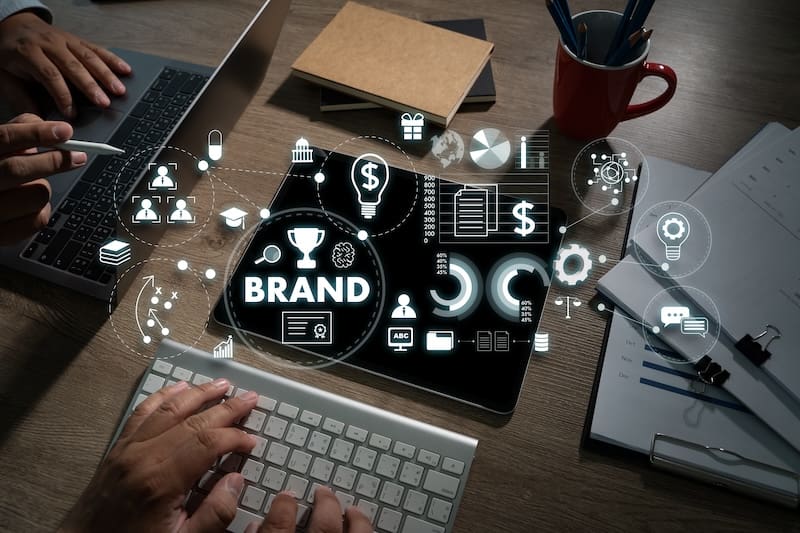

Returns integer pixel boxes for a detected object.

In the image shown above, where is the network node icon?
[291,137,314,163]
[587,152,637,196]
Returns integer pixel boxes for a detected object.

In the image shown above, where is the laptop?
[0,0,291,302]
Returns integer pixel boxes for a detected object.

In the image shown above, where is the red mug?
[553,10,677,140]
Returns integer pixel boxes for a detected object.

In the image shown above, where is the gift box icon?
[401,112,424,141]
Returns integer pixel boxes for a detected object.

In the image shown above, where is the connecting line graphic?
[147,309,169,336]
[597,304,653,330]
[209,174,262,211]
[134,275,156,343]
[562,200,617,231]
[212,166,314,179]
[602,257,663,269]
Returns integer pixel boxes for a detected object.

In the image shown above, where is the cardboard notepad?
[291,2,495,127]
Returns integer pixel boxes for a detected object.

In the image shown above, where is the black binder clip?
[695,355,730,386]
[735,325,782,367]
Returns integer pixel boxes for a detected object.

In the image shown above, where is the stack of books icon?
[99,240,131,266]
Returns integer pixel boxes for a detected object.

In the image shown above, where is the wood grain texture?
[1,0,799,531]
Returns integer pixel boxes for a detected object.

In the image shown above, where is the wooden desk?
[1,0,798,531]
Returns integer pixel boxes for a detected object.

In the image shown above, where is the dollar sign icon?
[360,161,380,191]
[512,201,536,236]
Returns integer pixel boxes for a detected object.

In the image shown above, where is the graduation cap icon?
[220,207,248,229]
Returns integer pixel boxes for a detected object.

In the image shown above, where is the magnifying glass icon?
[254,244,281,265]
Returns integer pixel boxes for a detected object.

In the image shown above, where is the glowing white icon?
[400,112,424,141]
[208,129,223,161]
[657,211,690,261]
[533,332,549,352]
[287,227,325,270]
[220,207,248,229]
[554,296,581,319]
[350,153,389,219]
[291,137,314,164]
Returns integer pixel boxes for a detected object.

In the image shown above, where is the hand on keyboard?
[0,114,86,245]
[60,379,258,532]
[249,485,371,533]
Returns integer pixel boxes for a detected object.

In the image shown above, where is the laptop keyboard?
[21,66,209,284]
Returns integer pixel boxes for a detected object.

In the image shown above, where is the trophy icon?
[287,227,326,270]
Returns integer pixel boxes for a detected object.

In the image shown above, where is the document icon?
[425,330,455,352]
[281,311,333,345]
[454,187,489,237]
[494,331,510,352]
[476,331,492,352]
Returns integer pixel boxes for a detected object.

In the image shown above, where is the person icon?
[150,165,176,189]
[169,199,194,223]
[134,198,159,223]
[391,293,417,319]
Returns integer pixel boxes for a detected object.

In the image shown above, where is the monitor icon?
[388,327,414,352]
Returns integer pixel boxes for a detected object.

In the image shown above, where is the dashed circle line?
[221,209,385,370]
[108,258,211,361]
[112,145,216,249]
[315,135,420,239]
[209,174,263,211]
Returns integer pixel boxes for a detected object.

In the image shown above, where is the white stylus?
[54,139,125,155]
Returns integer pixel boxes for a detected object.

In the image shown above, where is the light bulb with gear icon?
[657,212,691,261]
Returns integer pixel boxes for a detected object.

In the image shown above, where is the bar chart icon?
[213,335,234,359]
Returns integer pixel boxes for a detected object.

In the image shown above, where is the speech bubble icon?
[681,316,709,338]
[660,306,690,327]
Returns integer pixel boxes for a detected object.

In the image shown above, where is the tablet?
[213,148,564,413]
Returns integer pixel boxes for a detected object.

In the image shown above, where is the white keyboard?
[111,339,478,533]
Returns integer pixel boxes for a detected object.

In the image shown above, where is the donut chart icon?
[469,128,511,170]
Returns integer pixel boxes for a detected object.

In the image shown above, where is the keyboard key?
[74,225,94,243]
[172,366,193,381]
[284,474,308,499]
[332,465,357,490]
[334,491,354,514]
[330,438,354,463]
[163,71,190,96]
[228,508,261,533]
[257,395,276,411]
[67,181,89,200]
[152,359,173,375]
[394,441,416,459]
[427,497,452,524]
[129,101,150,118]
[401,516,445,533]
[355,473,380,498]
[141,90,158,103]
[309,457,334,482]
[441,457,465,475]
[241,459,265,483]
[418,449,440,468]
[68,257,90,276]
[54,241,82,269]
[353,446,377,471]
[133,394,148,408]
[399,462,424,487]
[369,433,392,451]
[403,490,428,515]
[264,416,288,439]
[422,470,459,499]
[300,410,321,426]
[277,402,299,419]
[287,450,312,474]
[35,228,56,244]
[376,454,400,479]
[266,442,290,466]
[142,373,165,394]
[377,508,403,533]
[159,67,176,80]
[296,503,311,527]
[307,431,331,455]
[345,425,368,442]
[38,229,73,264]
[22,242,39,258]
[322,417,344,434]
[262,466,286,491]
[356,499,379,524]
[285,423,309,447]
[192,374,212,386]
[307,482,325,503]
[242,410,266,432]
[250,435,268,459]
[241,485,266,511]
[379,481,404,507]
[58,198,77,214]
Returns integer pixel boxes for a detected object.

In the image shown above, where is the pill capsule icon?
[208,129,223,161]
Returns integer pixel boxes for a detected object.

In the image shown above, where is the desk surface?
[1,0,799,531]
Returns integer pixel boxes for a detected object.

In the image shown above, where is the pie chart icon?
[469,128,511,170]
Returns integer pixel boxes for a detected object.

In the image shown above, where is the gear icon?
[661,217,686,240]
[313,323,327,339]
[554,244,593,286]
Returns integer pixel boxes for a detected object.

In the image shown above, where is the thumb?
[183,473,244,533]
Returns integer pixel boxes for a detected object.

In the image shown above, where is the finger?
[132,378,230,442]
[84,42,132,76]
[69,41,127,95]
[0,120,72,156]
[0,180,51,223]
[23,47,75,118]
[257,492,297,533]
[0,204,49,246]
[0,150,86,191]
[8,113,43,125]
[117,380,190,441]
[47,46,110,107]
[182,473,244,533]
[343,507,373,533]
[307,486,343,533]
[168,427,256,491]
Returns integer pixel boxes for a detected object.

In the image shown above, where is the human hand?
[248,486,372,533]
[0,11,131,118]
[59,379,259,533]
[0,113,86,246]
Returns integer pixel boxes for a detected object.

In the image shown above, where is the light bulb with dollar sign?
[350,153,390,219]
[512,200,536,237]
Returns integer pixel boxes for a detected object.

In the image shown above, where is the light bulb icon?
[658,211,690,261]
[350,153,389,219]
